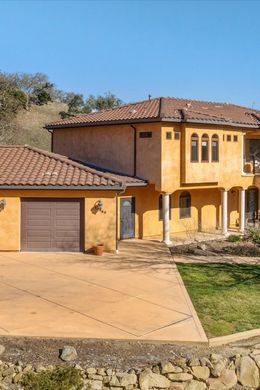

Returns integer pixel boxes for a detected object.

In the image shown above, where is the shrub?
[22,366,83,390]
[227,234,240,243]
[247,227,260,245]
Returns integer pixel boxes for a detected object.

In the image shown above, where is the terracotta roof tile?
[46,97,260,129]
[0,146,146,188]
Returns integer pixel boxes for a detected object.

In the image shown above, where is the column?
[162,193,172,245]
[239,188,246,232]
[221,189,228,235]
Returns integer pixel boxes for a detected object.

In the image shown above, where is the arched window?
[212,134,219,162]
[191,133,199,162]
[201,134,209,162]
[179,191,191,219]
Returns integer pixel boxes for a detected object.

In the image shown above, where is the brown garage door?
[21,199,82,252]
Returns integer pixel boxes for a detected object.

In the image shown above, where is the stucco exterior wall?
[0,190,117,252]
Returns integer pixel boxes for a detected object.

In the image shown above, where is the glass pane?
[202,141,208,161]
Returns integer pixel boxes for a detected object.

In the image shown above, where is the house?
[0,97,259,252]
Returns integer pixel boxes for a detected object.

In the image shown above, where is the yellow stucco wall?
[0,190,117,252]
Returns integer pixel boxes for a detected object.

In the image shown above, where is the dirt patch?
[0,336,260,370]
[171,239,260,259]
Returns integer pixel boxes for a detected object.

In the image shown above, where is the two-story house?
[0,97,259,252]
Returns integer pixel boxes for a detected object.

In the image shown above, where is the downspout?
[116,185,127,254]
[130,125,137,177]
[46,128,53,152]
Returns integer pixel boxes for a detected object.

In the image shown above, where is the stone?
[0,346,5,356]
[169,383,185,390]
[211,361,225,377]
[13,372,23,383]
[187,358,200,367]
[174,358,187,369]
[237,355,259,388]
[207,369,237,390]
[89,380,103,390]
[199,358,212,368]
[252,354,260,369]
[251,349,260,355]
[23,364,33,373]
[210,354,223,363]
[139,368,171,390]
[87,367,97,375]
[110,375,121,387]
[120,373,137,387]
[162,361,183,374]
[168,373,193,382]
[191,366,210,381]
[60,346,77,362]
[197,243,207,251]
[185,381,206,390]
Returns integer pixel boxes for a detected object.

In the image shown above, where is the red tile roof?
[0,146,146,188]
[46,97,260,129]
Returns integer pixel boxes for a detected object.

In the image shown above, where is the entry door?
[246,189,259,223]
[120,198,135,239]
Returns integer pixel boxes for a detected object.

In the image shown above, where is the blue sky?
[1,0,260,108]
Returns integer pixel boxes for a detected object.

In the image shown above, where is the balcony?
[243,139,260,175]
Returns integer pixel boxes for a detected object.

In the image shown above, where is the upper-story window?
[201,134,209,162]
[179,191,191,219]
[191,133,199,162]
[211,134,219,162]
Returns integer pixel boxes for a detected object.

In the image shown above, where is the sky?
[0,0,260,108]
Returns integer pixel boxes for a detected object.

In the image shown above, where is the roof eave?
[45,117,260,130]
[0,182,147,190]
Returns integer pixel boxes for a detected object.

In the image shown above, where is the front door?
[246,188,259,223]
[120,197,135,239]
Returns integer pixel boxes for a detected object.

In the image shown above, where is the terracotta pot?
[94,244,104,256]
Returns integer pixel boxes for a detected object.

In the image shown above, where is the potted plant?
[94,243,104,256]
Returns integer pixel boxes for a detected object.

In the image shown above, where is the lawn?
[177,262,260,337]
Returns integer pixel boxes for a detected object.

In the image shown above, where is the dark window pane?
[227,135,231,141]
[191,140,198,161]
[179,192,191,219]
[139,131,152,138]
[166,132,172,140]
[201,140,209,161]
[234,135,238,142]
[174,131,180,140]
[212,140,219,162]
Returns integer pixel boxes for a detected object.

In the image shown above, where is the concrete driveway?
[0,241,207,342]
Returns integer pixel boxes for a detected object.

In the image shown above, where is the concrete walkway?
[0,240,207,342]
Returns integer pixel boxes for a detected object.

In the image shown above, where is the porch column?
[162,193,172,245]
[221,189,228,235]
[239,188,246,232]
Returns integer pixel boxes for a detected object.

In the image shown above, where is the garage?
[21,199,83,252]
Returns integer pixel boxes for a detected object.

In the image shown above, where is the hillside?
[11,102,67,151]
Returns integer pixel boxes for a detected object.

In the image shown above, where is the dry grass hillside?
[11,102,67,151]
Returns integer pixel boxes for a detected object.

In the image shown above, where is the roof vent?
[186,102,192,108]
[129,108,137,114]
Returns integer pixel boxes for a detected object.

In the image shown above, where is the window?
[174,131,180,140]
[166,131,172,140]
[191,133,199,162]
[179,191,191,219]
[234,135,238,142]
[223,134,225,141]
[211,134,219,162]
[201,134,209,162]
[139,131,152,138]
[227,135,231,141]
[159,194,172,221]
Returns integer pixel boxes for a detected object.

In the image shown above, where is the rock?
[120,373,137,387]
[252,354,260,369]
[200,358,212,368]
[191,366,210,381]
[174,358,187,369]
[162,361,183,374]
[87,367,97,375]
[207,368,237,390]
[169,383,185,390]
[89,380,103,390]
[210,360,225,377]
[168,373,193,382]
[13,372,23,383]
[23,364,33,373]
[152,365,160,374]
[251,349,260,355]
[210,354,223,363]
[237,355,259,388]
[185,381,206,390]
[60,345,77,362]
[187,358,200,367]
[0,345,5,356]
[197,243,207,251]
[110,375,121,386]
[139,368,171,390]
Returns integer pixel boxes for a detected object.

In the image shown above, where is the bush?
[227,234,240,243]
[247,227,260,245]
[22,366,84,390]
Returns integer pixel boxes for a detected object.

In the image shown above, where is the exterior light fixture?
[0,199,6,211]
[91,200,106,214]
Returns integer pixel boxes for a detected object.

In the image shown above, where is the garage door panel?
[21,199,82,252]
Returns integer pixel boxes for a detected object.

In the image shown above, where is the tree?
[66,93,85,114]
[83,92,122,113]
[32,82,54,105]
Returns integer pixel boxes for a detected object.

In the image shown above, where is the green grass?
[177,262,260,337]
